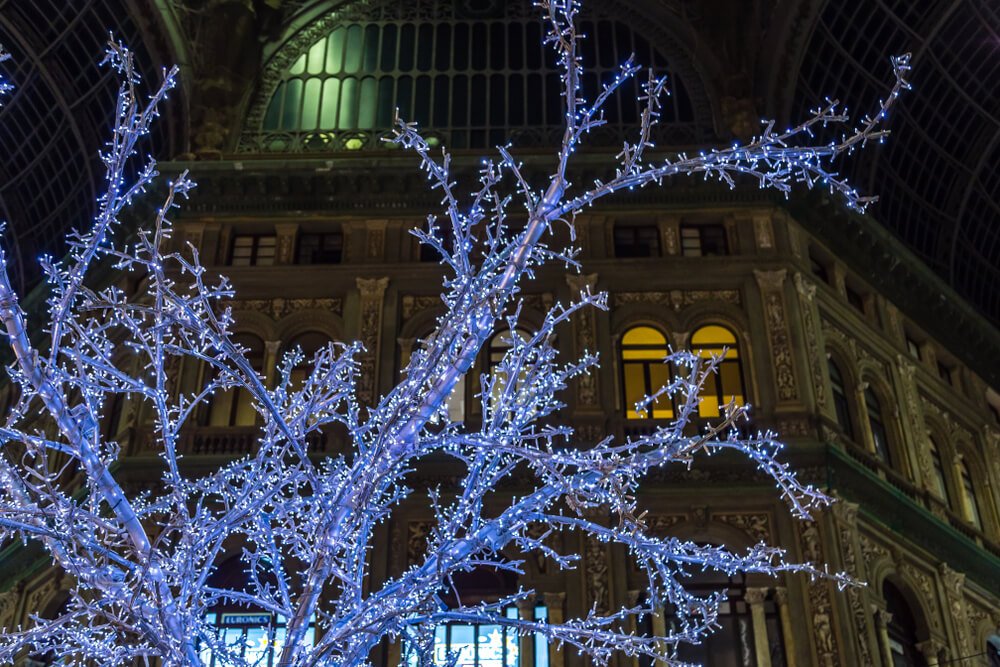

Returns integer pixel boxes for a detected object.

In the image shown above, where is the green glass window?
[247,1,702,152]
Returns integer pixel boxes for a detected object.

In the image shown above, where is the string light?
[0,2,910,664]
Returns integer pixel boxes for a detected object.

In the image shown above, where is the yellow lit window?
[960,460,983,530]
[690,325,745,419]
[621,326,673,420]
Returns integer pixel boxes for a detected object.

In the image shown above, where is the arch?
[274,308,344,344]
[860,373,901,471]
[954,445,989,532]
[690,323,746,419]
[881,579,929,666]
[240,0,712,153]
[221,309,277,343]
[826,353,856,440]
[620,324,673,420]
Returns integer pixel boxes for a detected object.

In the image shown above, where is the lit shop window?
[200,612,316,667]
[405,606,549,667]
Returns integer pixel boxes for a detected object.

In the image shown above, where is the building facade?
[0,1,998,666]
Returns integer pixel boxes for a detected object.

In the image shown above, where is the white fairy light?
[0,3,910,665]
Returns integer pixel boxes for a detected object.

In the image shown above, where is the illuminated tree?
[0,3,910,665]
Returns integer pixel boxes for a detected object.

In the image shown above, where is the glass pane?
[622,326,666,347]
[306,37,327,75]
[358,77,378,128]
[320,78,341,129]
[344,25,364,73]
[692,325,737,348]
[326,28,346,73]
[649,363,674,419]
[339,77,359,129]
[301,78,322,130]
[623,364,648,419]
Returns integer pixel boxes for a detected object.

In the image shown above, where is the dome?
[0,0,176,291]
[794,0,1000,323]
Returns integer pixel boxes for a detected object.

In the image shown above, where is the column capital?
[745,587,770,606]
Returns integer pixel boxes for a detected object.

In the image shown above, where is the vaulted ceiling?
[0,0,997,328]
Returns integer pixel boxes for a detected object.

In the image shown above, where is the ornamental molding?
[794,273,826,409]
[754,269,798,402]
[222,297,344,320]
[357,277,389,403]
[796,519,840,666]
[612,289,741,310]
[712,512,770,545]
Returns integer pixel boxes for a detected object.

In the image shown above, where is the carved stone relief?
[612,290,741,310]
[797,519,840,666]
[357,277,389,404]
[365,220,387,259]
[566,274,600,408]
[407,520,434,566]
[753,214,774,250]
[754,270,798,402]
[222,297,344,320]
[584,533,611,614]
[794,273,826,409]
[713,512,771,544]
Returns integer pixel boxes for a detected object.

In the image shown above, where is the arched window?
[246,1,704,153]
[864,387,893,466]
[620,326,672,420]
[666,571,784,666]
[690,325,745,419]
[883,582,923,667]
[959,459,983,530]
[828,358,855,439]
[206,334,265,427]
[928,438,951,506]
[286,331,333,391]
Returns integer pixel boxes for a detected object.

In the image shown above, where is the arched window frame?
[826,353,857,440]
[688,323,746,420]
[881,580,926,667]
[926,435,953,509]
[242,0,709,153]
[863,383,894,467]
[619,324,673,421]
[955,449,989,533]
[481,328,532,415]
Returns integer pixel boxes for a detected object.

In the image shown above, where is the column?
[773,587,797,667]
[543,592,566,667]
[873,607,894,667]
[745,587,773,667]
[650,605,668,667]
[916,639,943,667]
[517,595,537,667]
[625,591,641,667]
[263,340,281,388]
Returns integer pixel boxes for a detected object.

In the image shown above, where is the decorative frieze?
[713,512,771,544]
[222,297,343,320]
[612,289,741,310]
